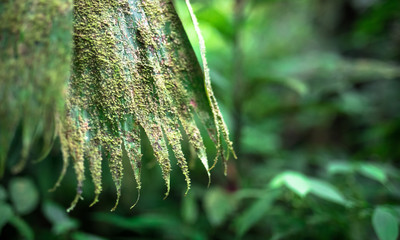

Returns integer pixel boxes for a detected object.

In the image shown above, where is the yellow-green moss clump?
[1,0,235,212]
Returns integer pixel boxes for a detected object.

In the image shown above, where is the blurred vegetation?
[1,0,400,239]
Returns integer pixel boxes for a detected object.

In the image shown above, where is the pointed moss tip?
[48,182,61,192]
[67,193,82,213]
[163,185,171,200]
[184,184,191,196]
[89,195,100,207]
[232,150,238,159]
[209,150,221,172]
[130,190,141,209]
[208,165,216,172]
[228,141,237,159]
[110,194,121,212]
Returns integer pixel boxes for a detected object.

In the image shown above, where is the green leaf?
[372,206,399,240]
[0,201,14,233]
[391,206,400,219]
[358,163,387,183]
[235,190,281,237]
[285,78,308,96]
[8,215,34,240]
[203,187,237,226]
[270,171,310,197]
[0,186,7,201]
[72,232,108,240]
[242,124,281,155]
[182,192,198,224]
[270,77,308,96]
[2,0,236,212]
[308,178,348,205]
[42,201,79,235]
[326,161,355,175]
[92,213,180,232]
[9,177,39,215]
[51,0,235,211]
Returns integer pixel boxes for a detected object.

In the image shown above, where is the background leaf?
[0,202,13,233]
[0,186,7,201]
[326,162,355,175]
[309,178,348,205]
[203,187,237,226]
[42,201,79,234]
[372,206,399,240]
[234,189,281,236]
[358,163,387,184]
[72,232,108,240]
[182,192,198,224]
[8,216,34,240]
[9,177,39,215]
[271,171,310,197]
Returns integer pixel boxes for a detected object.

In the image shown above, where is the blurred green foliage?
[1,0,400,239]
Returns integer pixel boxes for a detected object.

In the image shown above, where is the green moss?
[1,0,235,211]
